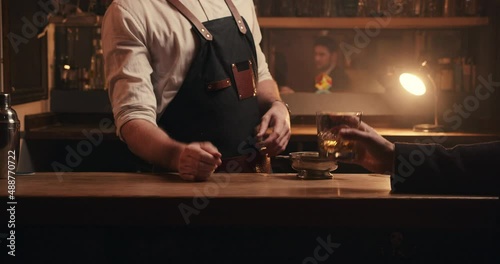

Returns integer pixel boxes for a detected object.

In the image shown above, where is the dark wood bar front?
[2,172,499,263]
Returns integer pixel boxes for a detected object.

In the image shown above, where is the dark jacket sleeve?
[391,141,500,195]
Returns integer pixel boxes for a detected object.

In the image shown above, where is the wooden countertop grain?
[1,172,498,229]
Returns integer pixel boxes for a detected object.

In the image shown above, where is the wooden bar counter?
[2,172,498,229]
[2,172,499,262]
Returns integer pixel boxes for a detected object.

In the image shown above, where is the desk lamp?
[399,61,444,132]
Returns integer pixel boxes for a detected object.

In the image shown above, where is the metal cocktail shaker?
[0,93,20,179]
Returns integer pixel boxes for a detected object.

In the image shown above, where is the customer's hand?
[256,101,291,156]
[338,122,395,174]
[178,142,222,181]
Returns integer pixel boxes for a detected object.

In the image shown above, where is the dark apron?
[159,0,269,173]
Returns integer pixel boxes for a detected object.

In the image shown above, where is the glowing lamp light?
[398,63,444,132]
[399,73,426,96]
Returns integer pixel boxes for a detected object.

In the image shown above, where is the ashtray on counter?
[289,151,338,180]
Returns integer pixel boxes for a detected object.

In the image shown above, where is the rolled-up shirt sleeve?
[102,3,158,140]
[247,3,272,83]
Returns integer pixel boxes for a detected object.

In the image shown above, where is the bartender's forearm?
[256,79,282,113]
[120,119,186,171]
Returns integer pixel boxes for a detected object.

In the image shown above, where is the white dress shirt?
[102,0,272,139]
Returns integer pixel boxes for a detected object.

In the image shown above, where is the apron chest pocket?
[232,60,256,100]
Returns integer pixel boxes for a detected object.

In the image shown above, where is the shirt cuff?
[115,115,158,141]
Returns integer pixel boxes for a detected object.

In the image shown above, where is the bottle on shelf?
[323,0,338,17]
[89,28,106,90]
[462,0,481,16]
[383,0,413,17]
[442,0,458,17]
[340,0,360,17]
[453,56,463,92]
[58,27,80,90]
[0,93,20,179]
[422,0,444,17]
[364,0,382,17]
[461,56,476,93]
[437,57,454,91]
[357,0,368,17]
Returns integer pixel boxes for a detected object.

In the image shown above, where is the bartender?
[102,0,291,181]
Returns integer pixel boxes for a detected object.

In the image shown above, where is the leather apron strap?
[166,0,213,41]
[224,0,247,34]
[166,0,248,40]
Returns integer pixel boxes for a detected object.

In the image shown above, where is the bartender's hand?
[178,142,222,181]
[256,101,291,156]
[338,121,395,174]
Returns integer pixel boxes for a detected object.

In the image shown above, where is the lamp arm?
[426,73,439,127]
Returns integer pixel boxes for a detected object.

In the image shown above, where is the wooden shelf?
[258,17,490,29]
[49,15,489,29]
[49,15,102,27]
[49,16,489,29]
